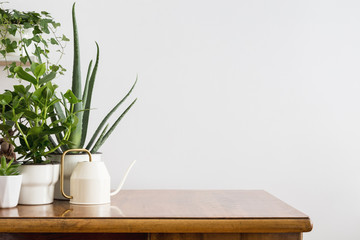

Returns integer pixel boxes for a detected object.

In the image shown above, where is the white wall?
[1,0,360,239]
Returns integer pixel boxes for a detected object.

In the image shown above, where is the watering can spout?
[110,160,136,196]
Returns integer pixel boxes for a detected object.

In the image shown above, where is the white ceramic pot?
[18,164,59,205]
[48,153,102,200]
[0,175,22,208]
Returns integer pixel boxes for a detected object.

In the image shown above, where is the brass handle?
[60,149,92,199]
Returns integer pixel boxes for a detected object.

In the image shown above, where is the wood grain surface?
[0,190,313,234]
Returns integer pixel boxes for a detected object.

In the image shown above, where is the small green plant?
[0,156,20,176]
[0,62,79,164]
[0,4,69,77]
[52,3,137,154]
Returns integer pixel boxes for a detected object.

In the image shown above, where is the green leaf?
[53,100,66,120]
[43,126,66,135]
[20,56,28,64]
[39,71,56,85]
[13,85,26,95]
[48,98,61,107]
[82,60,93,106]
[12,112,24,122]
[0,91,12,105]
[64,90,81,104]
[50,38,58,45]
[8,24,17,36]
[11,96,23,108]
[23,22,32,29]
[14,67,37,85]
[39,19,51,34]
[91,98,137,153]
[62,34,70,41]
[32,26,42,35]
[0,124,12,132]
[32,85,47,103]
[86,78,137,150]
[90,124,109,153]
[81,43,99,147]
[42,82,55,99]
[30,63,39,74]
[1,157,6,170]
[23,110,38,120]
[32,35,41,43]
[69,2,83,149]
[28,126,43,136]
[6,159,14,169]
[34,63,46,78]
[51,22,61,28]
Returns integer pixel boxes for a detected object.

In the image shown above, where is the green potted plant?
[50,3,137,200]
[0,62,78,205]
[0,5,75,205]
[0,156,22,208]
[0,5,68,77]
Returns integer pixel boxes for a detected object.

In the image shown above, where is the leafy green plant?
[0,62,79,164]
[0,4,69,77]
[53,3,137,154]
[0,156,20,176]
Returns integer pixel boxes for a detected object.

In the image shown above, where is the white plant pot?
[48,153,102,200]
[0,175,22,208]
[18,164,60,205]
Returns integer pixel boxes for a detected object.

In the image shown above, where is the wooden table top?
[0,190,313,233]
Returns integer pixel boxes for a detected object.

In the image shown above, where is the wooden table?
[0,190,312,240]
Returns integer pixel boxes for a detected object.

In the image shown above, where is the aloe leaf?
[82,60,93,107]
[85,77,137,150]
[90,98,137,153]
[69,2,83,148]
[53,101,65,120]
[80,43,99,147]
[89,124,109,154]
[52,101,66,151]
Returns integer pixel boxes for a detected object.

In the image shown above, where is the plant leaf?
[14,67,37,85]
[39,71,56,85]
[69,2,83,148]
[0,91,12,105]
[82,60,93,107]
[90,124,109,153]
[90,98,137,153]
[81,43,99,147]
[64,90,81,104]
[34,63,46,78]
[86,78,137,150]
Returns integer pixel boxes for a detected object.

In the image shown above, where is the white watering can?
[60,149,136,205]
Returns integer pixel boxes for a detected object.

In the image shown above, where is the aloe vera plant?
[0,156,20,176]
[54,3,137,154]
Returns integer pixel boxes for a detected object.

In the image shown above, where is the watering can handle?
[60,149,92,199]
[110,160,136,196]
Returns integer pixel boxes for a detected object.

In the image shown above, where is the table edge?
[0,218,313,233]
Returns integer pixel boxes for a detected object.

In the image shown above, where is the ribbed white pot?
[0,175,22,208]
[48,153,102,200]
[18,164,59,205]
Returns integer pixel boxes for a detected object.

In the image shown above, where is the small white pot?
[48,153,102,200]
[0,175,22,208]
[18,164,60,205]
